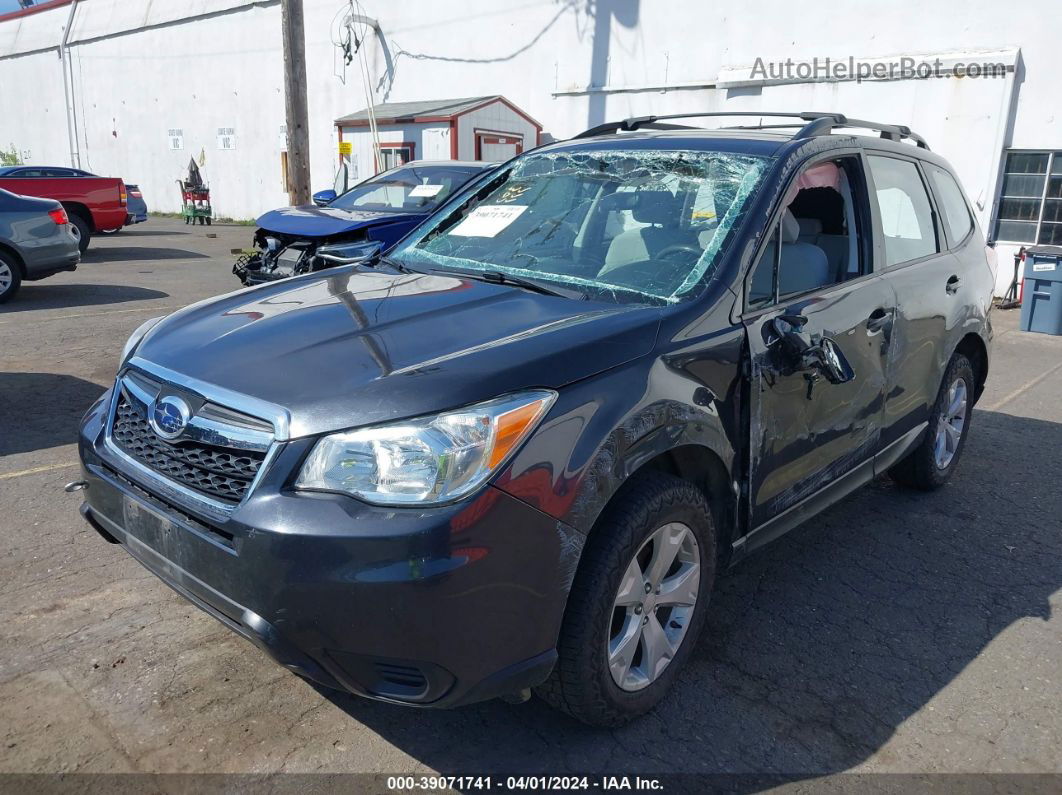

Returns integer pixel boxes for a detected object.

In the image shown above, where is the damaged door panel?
[743,275,896,531]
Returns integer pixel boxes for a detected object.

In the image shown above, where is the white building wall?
[1,0,1060,293]
[455,101,538,160]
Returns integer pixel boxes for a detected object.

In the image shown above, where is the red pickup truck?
[0,170,127,253]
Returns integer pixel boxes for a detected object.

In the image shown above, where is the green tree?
[0,144,23,167]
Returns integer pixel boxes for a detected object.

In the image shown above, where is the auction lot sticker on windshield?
[409,184,444,198]
[451,205,528,237]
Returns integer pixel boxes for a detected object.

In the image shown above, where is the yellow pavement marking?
[0,305,176,325]
[983,360,1062,411]
[0,462,78,481]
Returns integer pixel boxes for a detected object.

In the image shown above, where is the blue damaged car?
[234,160,492,286]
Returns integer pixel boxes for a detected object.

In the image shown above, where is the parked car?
[0,166,96,177]
[101,184,148,233]
[0,188,80,302]
[0,167,127,252]
[233,160,493,286]
[76,112,994,726]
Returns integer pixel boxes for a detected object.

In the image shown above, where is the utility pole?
[281,0,311,205]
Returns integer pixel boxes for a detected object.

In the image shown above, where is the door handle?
[866,307,893,333]
[946,274,961,294]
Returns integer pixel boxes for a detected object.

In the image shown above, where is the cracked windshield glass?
[390,149,769,303]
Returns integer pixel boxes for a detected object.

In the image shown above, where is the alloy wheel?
[0,261,12,293]
[607,522,700,692]
[934,377,968,469]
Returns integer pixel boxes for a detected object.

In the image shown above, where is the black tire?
[0,251,22,303]
[536,471,717,727]
[890,353,975,490]
[69,212,91,254]
[206,217,212,226]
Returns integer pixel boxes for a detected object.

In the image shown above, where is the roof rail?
[573,111,929,149]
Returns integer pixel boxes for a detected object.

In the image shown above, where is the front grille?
[111,394,265,504]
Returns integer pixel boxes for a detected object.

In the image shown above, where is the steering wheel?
[654,244,703,263]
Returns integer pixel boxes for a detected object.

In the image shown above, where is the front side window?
[388,148,769,304]
[329,164,480,214]
[868,156,938,266]
[746,156,866,308]
[927,164,974,246]
[993,151,1062,245]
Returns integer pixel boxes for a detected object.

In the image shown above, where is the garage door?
[476,132,523,161]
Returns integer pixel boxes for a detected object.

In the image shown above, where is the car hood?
[133,267,661,438]
[255,204,418,238]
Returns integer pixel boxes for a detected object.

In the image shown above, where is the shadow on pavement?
[0,283,168,312]
[319,408,1059,777]
[0,372,106,457]
[100,229,191,237]
[81,247,208,263]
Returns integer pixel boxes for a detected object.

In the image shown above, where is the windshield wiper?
[430,268,586,300]
[378,255,422,274]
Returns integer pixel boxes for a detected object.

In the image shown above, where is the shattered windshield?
[388,148,769,304]
[330,164,484,214]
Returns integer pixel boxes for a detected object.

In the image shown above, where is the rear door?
[741,153,896,534]
[863,153,959,448]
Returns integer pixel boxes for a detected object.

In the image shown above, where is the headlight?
[295,390,556,506]
[119,316,164,367]
[315,240,383,264]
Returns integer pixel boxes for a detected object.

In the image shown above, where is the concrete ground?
[0,218,1059,779]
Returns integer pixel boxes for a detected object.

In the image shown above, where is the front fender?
[493,354,740,539]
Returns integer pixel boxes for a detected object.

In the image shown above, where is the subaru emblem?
[150,395,191,440]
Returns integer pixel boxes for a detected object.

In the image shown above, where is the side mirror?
[770,314,813,357]
[813,337,855,385]
[312,189,337,207]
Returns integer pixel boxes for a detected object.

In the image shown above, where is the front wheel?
[536,472,716,726]
[890,352,975,490]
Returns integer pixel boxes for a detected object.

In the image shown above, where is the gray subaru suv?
[76,112,994,726]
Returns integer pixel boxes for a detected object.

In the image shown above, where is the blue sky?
[0,0,27,13]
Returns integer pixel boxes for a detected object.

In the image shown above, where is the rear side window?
[868,155,938,266]
[927,165,974,246]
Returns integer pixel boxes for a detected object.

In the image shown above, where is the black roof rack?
[573,111,929,149]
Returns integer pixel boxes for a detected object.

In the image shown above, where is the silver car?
[0,188,81,303]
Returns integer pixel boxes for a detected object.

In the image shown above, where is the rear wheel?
[536,471,716,726]
[890,352,975,490]
[68,212,91,253]
[0,252,23,303]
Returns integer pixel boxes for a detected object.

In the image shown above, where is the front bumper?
[78,390,576,707]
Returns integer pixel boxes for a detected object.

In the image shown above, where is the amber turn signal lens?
[488,396,553,469]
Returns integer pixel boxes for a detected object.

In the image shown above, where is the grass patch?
[149,212,256,226]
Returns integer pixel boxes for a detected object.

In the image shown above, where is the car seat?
[603,191,698,272]
[796,217,849,282]
[778,210,830,296]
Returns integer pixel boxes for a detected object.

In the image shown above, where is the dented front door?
[743,275,895,529]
